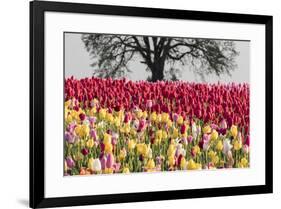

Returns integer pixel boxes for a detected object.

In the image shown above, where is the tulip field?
[64,77,250,175]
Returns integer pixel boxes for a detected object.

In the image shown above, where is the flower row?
[65,77,250,135]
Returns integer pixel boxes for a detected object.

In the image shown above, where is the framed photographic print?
[30,0,273,208]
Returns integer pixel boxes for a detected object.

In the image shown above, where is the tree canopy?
[82,34,238,82]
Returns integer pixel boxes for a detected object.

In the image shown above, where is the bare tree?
[82,34,238,82]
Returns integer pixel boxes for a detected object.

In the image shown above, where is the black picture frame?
[30,1,273,208]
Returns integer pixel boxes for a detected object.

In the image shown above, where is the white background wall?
[0,0,280,208]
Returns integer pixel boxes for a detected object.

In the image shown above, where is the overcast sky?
[65,33,250,83]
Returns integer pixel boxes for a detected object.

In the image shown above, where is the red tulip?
[81,148,89,156]
[180,124,186,135]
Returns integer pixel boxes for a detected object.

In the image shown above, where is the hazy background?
[65,33,250,83]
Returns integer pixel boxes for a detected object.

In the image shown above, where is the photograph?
[64,32,250,176]
[29,1,273,208]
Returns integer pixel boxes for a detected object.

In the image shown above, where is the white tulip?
[93,158,102,172]
[223,138,233,154]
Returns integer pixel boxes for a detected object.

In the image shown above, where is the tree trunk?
[150,59,165,82]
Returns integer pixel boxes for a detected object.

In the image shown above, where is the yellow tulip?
[99,108,106,119]
[128,139,136,150]
[104,143,113,154]
[216,140,223,151]
[66,114,73,124]
[119,149,127,161]
[240,157,248,168]
[168,155,175,167]
[103,133,112,145]
[233,139,242,150]
[137,143,148,156]
[124,123,130,134]
[177,116,184,125]
[167,119,173,128]
[187,159,197,170]
[181,132,187,138]
[161,113,169,123]
[180,157,187,170]
[106,113,114,123]
[75,124,90,138]
[167,144,176,157]
[162,130,168,140]
[123,167,130,174]
[156,114,162,123]
[130,129,136,137]
[74,125,81,136]
[89,107,97,116]
[104,168,113,174]
[150,112,157,122]
[146,159,155,170]
[81,124,90,137]
[143,144,149,157]
[88,157,94,170]
[155,130,163,141]
[86,138,94,148]
[187,159,201,170]
[208,151,219,164]
[136,110,143,119]
[65,109,69,116]
[203,125,211,134]
[64,100,71,108]
[172,128,179,139]
[142,111,148,119]
[208,150,216,159]
[210,130,218,141]
[230,125,238,138]
[114,117,121,127]
[193,145,201,155]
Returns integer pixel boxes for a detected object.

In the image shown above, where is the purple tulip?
[218,128,227,135]
[66,156,75,168]
[100,153,107,170]
[112,136,118,146]
[187,135,193,143]
[181,137,188,145]
[88,116,97,124]
[203,134,210,142]
[106,153,114,168]
[155,156,162,165]
[113,162,121,172]
[90,129,97,140]
[66,123,76,132]
[65,131,75,144]
[173,113,179,122]
[210,123,218,130]
[79,113,86,121]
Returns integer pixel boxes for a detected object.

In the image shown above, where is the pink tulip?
[66,156,75,168]
[100,153,107,170]
[106,153,114,168]
[187,135,193,143]
[146,100,153,108]
[90,129,97,140]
